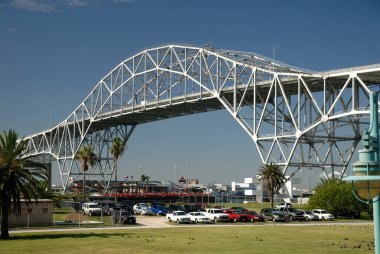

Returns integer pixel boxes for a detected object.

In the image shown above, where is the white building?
[231,178,264,202]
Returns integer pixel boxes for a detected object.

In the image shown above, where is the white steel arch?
[23,44,380,192]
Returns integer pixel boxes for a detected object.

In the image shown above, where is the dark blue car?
[150,204,168,216]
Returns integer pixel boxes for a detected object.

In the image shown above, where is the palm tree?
[110,137,125,203]
[75,145,96,201]
[140,174,150,193]
[258,163,286,208]
[0,130,47,239]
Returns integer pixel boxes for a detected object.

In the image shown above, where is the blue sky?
[0,0,379,186]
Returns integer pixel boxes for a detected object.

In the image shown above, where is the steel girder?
[23,44,380,192]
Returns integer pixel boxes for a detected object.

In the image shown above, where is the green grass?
[2,224,374,253]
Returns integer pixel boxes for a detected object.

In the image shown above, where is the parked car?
[243,210,266,222]
[188,212,211,224]
[225,209,249,222]
[312,209,334,220]
[166,211,191,223]
[230,207,248,213]
[260,208,290,222]
[133,203,154,215]
[274,202,292,209]
[150,204,168,216]
[299,210,319,221]
[277,207,305,221]
[118,202,134,212]
[113,210,136,224]
[82,202,102,216]
[99,202,119,215]
[167,204,187,213]
[337,210,361,219]
[184,204,206,212]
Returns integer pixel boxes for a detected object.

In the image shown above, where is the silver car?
[299,210,319,221]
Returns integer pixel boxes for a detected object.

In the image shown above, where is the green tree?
[75,145,97,201]
[258,163,286,208]
[308,179,364,216]
[0,130,47,239]
[110,137,125,203]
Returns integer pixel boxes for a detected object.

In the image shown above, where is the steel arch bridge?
[23,44,380,193]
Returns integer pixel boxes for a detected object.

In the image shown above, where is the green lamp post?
[344,92,380,254]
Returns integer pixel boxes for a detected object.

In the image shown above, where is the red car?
[244,210,266,222]
[224,209,249,222]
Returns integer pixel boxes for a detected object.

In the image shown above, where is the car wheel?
[322,216,325,221]
[250,218,254,222]
[195,219,198,224]
[89,212,92,216]
[272,217,276,222]
[176,219,180,224]
[168,217,172,222]
[214,217,217,223]
[305,217,309,221]
[233,218,237,223]
[288,216,292,222]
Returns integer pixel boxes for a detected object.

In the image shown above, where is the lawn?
[2,224,374,254]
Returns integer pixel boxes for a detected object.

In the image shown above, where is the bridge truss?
[23,44,380,193]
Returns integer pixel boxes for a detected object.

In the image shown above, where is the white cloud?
[8,0,140,12]
[113,0,137,3]
[10,0,56,12]
[62,0,92,7]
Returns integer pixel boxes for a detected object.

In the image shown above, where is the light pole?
[344,92,380,254]
[272,44,280,73]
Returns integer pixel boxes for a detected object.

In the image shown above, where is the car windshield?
[121,211,131,216]
[89,204,98,208]
[193,212,201,216]
[177,212,186,215]
[214,209,224,213]
[249,211,258,215]
[233,211,242,214]
[305,211,313,215]
[320,210,328,214]
[140,204,149,208]
[107,203,117,208]
[288,208,297,212]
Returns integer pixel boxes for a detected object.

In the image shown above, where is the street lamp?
[344,92,380,254]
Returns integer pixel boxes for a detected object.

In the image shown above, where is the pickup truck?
[166,211,191,223]
[205,208,230,222]
[225,209,249,222]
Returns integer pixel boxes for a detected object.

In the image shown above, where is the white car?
[274,202,292,209]
[188,212,211,224]
[312,209,334,220]
[82,202,102,216]
[166,211,191,223]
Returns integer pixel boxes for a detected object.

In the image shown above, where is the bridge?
[23,44,380,193]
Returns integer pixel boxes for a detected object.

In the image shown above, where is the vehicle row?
[260,208,334,222]
[80,201,336,223]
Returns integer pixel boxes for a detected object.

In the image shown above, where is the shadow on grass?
[9,232,137,240]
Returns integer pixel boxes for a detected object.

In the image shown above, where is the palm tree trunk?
[270,188,274,208]
[114,159,117,204]
[1,188,10,239]
[83,169,86,201]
